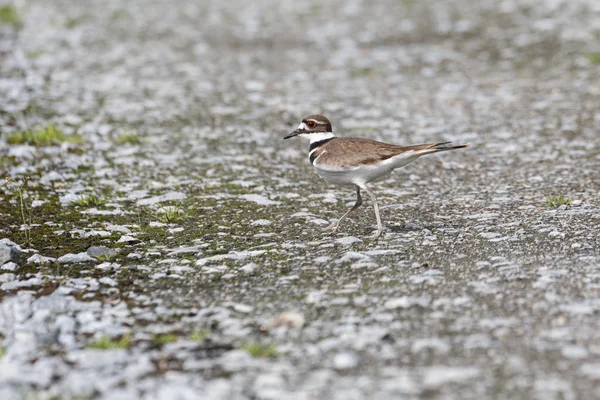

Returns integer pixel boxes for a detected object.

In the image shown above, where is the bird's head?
[284,114,334,142]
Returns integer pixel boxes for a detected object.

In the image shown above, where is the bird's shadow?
[387,224,426,233]
[387,224,461,233]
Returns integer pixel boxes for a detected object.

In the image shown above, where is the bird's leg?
[362,185,383,238]
[324,186,362,232]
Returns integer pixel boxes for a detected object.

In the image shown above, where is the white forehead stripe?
[297,122,308,130]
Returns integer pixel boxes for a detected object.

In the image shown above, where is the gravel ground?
[1,0,600,399]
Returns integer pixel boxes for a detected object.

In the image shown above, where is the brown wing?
[315,138,467,168]
[315,138,413,167]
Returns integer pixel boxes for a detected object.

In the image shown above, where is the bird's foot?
[323,222,339,233]
[369,229,383,240]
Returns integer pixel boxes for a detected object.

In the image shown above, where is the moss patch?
[546,195,571,208]
[116,132,142,145]
[5,124,81,146]
[69,194,105,208]
[587,53,600,65]
[242,343,278,358]
[189,330,211,341]
[0,5,22,28]
[153,333,178,345]
[87,334,132,350]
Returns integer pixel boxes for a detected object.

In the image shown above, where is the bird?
[284,114,468,238]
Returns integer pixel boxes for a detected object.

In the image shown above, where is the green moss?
[25,50,45,59]
[158,206,183,224]
[65,15,89,29]
[352,67,378,76]
[546,195,571,208]
[96,253,118,262]
[189,330,211,341]
[5,124,81,146]
[153,333,178,345]
[116,132,142,145]
[1,178,313,276]
[70,194,105,208]
[587,53,600,65]
[242,343,278,358]
[87,333,131,350]
[0,347,5,359]
[0,5,21,27]
[0,193,124,258]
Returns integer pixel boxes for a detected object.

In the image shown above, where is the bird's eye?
[307,121,316,128]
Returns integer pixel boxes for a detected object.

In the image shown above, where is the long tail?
[412,141,469,156]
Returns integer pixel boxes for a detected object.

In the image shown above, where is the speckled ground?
[1,0,600,399]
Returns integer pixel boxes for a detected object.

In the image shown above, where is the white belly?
[313,151,420,186]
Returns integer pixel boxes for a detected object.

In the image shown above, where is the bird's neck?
[308,132,336,144]
[309,133,336,152]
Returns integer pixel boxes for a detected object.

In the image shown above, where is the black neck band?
[309,137,335,152]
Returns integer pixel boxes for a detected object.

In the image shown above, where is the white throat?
[306,132,335,144]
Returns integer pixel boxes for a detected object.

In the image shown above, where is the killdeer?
[284,114,468,238]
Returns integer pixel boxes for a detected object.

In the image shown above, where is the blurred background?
[2,0,599,143]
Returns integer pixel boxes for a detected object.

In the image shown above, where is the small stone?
[87,246,118,258]
[117,235,141,244]
[479,232,501,239]
[579,363,600,379]
[549,231,565,239]
[239,194,280,206]
[253,373,286,399]
[332,352,359,370]
[251,219,272,226]
[59,193,79,206]
[8,145,36,158]
[99,277,118,286]
[384,296,431,309]
[82,230,112,238]
[273,311,305,329]
[1,277,42,290]
[40,171,64,185]
[136,191,186,206]
[219,350,253,373]
[335,236,363,245]
[232,303,253,313]
[423,366,481,388]
[405,222,424,230]
[27,254,56,264]
[240,262,259,274]
[0,238,20,265]
[57,253,96,264]
[0,273,15,283]
[31,200,47,208]
[561,345,588,359]
[105,223,131,234]
[0,262,18,271]
[96,261,118,270]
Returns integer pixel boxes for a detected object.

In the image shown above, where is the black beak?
[284,130,300,139]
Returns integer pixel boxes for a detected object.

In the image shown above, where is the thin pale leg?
[325,186,362,232]
[361,185,383,238]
